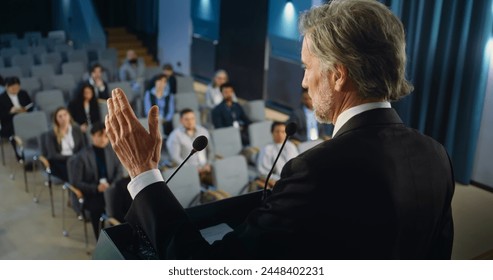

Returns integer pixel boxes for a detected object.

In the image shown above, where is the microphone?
[262,122,297,200]
[165,135,208,184]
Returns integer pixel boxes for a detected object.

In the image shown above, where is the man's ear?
[332,64,348,91]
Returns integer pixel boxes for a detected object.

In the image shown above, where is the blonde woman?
[43,107,86,181]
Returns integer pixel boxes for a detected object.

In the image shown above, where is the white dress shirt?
[332,101,391,137]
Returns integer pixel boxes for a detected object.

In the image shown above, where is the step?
[108,42,144,49]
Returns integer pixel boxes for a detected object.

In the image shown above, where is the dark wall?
[0,0,52,35]
[216,0,269,101]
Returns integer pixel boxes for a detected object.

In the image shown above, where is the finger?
[107,97,121,137]
[148,106,162,164]
[111,89,129,133]
[114,88,137,125]
[148,105,160,138]
[105,114,116,145]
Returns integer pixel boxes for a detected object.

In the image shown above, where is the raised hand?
[105,88,162,178]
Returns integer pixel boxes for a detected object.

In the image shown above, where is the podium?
[92,190,263,259]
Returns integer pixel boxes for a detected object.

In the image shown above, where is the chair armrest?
[106,217,121,226]
[9,135,24,162]
[36,155,51,174]
[63,183,84,203]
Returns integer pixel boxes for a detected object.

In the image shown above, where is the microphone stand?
[262,136,289,200]
[165,150,196,184]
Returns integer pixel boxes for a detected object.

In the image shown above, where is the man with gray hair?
[106,0,454,259]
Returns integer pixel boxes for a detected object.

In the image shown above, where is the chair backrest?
[54,44,74,62]
[24,31,42,42]
[0,48,21,66]
[35,90,66,121]
[19,77,42,99]
[48,30,67,44]
[175,92,199,112]
[61,61,85,82]
[67,49,88,67]
[163,165,202,208]
[210,126,243,158]
[39,37,57,52]
[11,54,34,77]
[10,38,29,53]
[26,45,47,64]
[297,139,323,153]
[248,120,273,149]
[98,48,118,64]
[49,74,76,101]
[244,100,266,122]
[40,52,62,73]
[212,155,249,196]
[98,59,117,82]
[0,66,23,78]
[176,75,195,93]
[144,66,162,81]
[12,111,49,145]
[96,99,108,121]
[31,64,56,79]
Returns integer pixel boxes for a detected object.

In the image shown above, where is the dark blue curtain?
[384,0,493,184]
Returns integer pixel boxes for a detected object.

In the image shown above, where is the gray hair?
[299,0,413,101]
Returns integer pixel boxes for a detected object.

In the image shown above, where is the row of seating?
[0,30,66,50]
[0,48,119,80]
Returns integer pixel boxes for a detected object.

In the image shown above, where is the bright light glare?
[199,0,212,20]
[486,38,493,61]
[284,2,295,19]
[280,2,296,38]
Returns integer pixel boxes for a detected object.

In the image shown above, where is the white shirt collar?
[332,101,391,137]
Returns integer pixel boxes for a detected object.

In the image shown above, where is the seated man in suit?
[71,122,123,239]
[211,82,251,145]
[166,108,214,185]
[287,88,333,144]
[106,0,454,259]
[0,76,34,138]
[84,63,110,100]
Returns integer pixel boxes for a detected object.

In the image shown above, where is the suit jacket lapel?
[333,108,403,138]
[104,146,114,181]
[87,147,99,180]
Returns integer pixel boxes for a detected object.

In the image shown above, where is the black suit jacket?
[211,101,251,129]
[125,108,455,259]
[287,106,333,142]
[72,145,123,212]
[0,90,33,137]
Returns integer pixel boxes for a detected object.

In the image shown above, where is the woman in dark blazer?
[42,107,86,181]
[68,83,101,134]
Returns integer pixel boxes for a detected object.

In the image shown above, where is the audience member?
[162,63,177,95]
[119,49,145,93]
[143,74,175,136]
[0,77,34,138]
[211,82,251,145]
[43,107,86,181]
[288,89,333,143]
[256,122,299,189]
[71,122,123,239]
[166,108,214,185]
[204,69,237,109]
[68,83,101,134]
[84,63,109,99]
